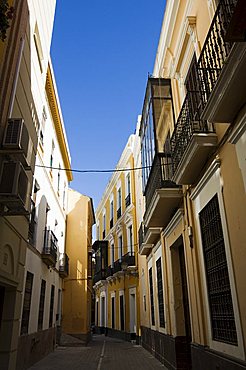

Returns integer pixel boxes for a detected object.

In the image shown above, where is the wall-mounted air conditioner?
[0,161,29,211]
[2,119,34,170]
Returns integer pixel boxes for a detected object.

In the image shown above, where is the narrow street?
[28,335,166,370]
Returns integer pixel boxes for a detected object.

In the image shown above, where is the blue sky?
[51,0,166,210]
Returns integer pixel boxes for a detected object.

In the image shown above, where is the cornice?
[45,64,73,182]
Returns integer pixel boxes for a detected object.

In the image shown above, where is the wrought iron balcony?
[125,193,131,208]
[113,259,122,274]
[170,92,217,185]
[93,270,106,285]
[105,265,114,278]
[59,253,69,278]
[42,229,58,267]
[117,207,121,219]
[122,252,135,267]
[198,0,245,122]
[143,153,182,228]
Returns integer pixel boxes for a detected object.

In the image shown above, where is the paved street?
[28,335,167,370]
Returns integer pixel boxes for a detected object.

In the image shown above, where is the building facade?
[62,189,95,344]
[0,1,57,369]
[16,61,72,370]
[139,1,246,370]
[93,124,141,342]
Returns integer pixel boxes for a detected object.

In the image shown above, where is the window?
[111,243,115,267]
[118,235,123,261]
[110,199,114,228]
[199,194,237,345]
[128,225,133,255]
[120,294,125,331]
[21,272,34,335]
[103,212,106,238]
[50,140,55,171]
[149,267,155,326]
[156,257,165,328]
[49,285,55,328]
[34,23,44,73]
[38,280,46,330]
[57,164,61,193]
[117,188,122,218]
[125,173,131,207]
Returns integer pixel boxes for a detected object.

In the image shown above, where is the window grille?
[199,194,237,345]
[21,272,34,334]
[149,267,155,326]
[156,258,165,328]
[38,280,46,330]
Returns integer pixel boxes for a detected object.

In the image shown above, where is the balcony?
[122,252,135,267]
[125,193,131,208]
[113,259,122,274]
[105,265,113,278]
[59,253,69,278]
[170,93,217,185]
[138,222,161,256]
[93,270,106,285]
[42,229,58,267]
[143,153,182,228]
[198,0,246,123]
[117,207,121,219]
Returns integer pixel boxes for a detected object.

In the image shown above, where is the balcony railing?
[145,153,178,210]
[125,193,131,208]
[117,207,121,219]
[93,270,106,285]
[42,229,58,267]
[105,265,113,278]
[59,253,69,277]
[113,259,122,274]
[122,252,135,267]
[170,92,215,175]
[198,0,238,106]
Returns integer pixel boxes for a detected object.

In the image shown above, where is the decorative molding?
[228,105,246,144]
[190,159,221,200]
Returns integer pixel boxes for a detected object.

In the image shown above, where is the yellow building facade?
[62,189,95,344]
[138,1,246,370]
[93,128,141,342]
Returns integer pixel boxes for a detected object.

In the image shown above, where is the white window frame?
[154,244,166,334]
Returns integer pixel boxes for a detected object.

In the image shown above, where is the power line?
[35,162,170,174]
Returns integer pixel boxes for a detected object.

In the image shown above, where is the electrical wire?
[35,162,170,174]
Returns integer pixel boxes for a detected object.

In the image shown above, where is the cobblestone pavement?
[28,335,167,370]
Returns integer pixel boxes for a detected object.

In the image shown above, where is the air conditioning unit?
[2,119,34,169]
[0,161,29,210]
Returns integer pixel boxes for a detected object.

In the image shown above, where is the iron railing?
[198,0,238,106]
[42,229,58,263]
[145,153,178,210]
[170,93,215,173]
[105,265,113,278]
[93,270,106,284]
[113,259,122,274]
[59,253,69,277]
[122,251,135,267]
[125,193,131,208]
